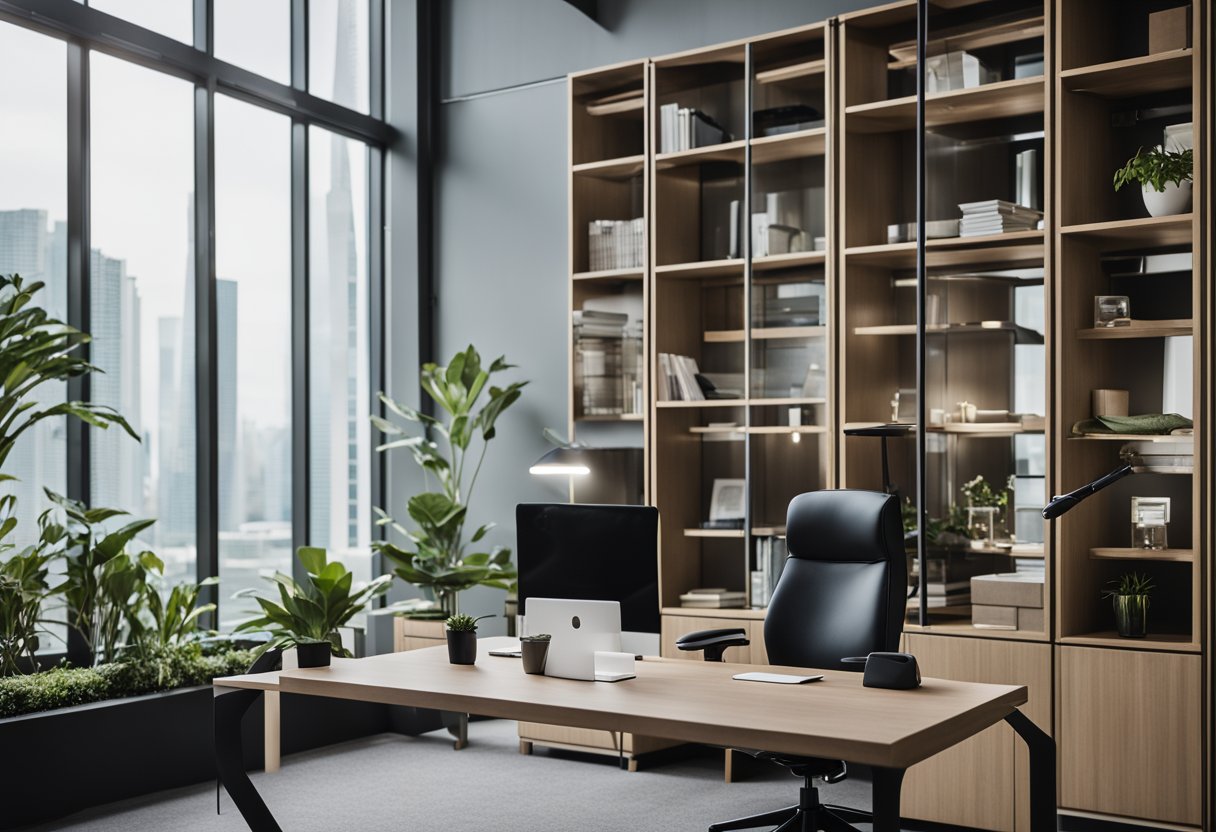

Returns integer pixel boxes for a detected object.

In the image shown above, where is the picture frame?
[709,478,746,523]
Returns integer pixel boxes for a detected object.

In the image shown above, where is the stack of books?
[750,535,788,608]
[909,553,1006,615]
[656,352,704,401]
[958,200,1043,238]
[659,103,730,153]
[588,218,645,271]
[679,588,747,609]
[575,310,643,416]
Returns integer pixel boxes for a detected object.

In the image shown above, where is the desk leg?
[1005,708,1056,832]
[214,688,283,832]
[871,766,905,832]
[441,711,468,750]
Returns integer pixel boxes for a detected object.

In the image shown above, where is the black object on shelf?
[754,105,825,136]
[1042,463,1134,520]
[843,424,916,498]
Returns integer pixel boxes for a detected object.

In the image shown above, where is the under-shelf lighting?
[529,446,591,476]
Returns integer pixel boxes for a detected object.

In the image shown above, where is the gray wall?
[387,0,873,632]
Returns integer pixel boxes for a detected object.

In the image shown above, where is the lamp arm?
[1042,463,1134,520]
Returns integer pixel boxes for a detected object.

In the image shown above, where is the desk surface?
[216,637,1025,769]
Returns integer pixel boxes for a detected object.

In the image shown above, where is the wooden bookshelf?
[566,0,1211,824]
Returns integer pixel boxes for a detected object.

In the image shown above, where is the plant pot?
[1141,180,1192,217]
[295,641,333,668]
[1113,594,1149,638]
[447,630,477,665]
[520,639,550,675]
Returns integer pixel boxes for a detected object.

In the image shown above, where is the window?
[0,1,385,650]
[0,23,67,549]
[309,127,371,594]
[90,53,196,587]
[309,0,370,114]
[214,0,290,85]
[215,95,292,627]
[89,0,193,44]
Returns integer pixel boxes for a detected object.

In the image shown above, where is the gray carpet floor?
[31,719,873,831]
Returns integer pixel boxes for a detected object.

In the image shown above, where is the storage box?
[1149,6,1191,54]
[1017,607,1044,631]
[971,573,1044,608]
[973,604,1017,630]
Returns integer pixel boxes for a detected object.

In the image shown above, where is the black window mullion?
[291,121,310,584]
[369,0,383,122]
[193,0,210,54]
[368,145,385,579]
[194,79,219,624]
[64,40,91,666]
[291,0,307,92]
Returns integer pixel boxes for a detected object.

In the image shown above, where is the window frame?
[0,0,390,647]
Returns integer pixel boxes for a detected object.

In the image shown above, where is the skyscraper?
[310,0,369,557]
[216,278,238,531]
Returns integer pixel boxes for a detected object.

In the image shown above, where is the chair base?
[708,783,865,832]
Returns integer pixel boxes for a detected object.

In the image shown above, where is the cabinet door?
[901,635,1052,832]
[1059,646,1201,825]
[660,614,752,663]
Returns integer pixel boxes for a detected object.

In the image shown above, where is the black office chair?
[677,489,907,832]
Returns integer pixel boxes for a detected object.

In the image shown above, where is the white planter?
[1141,180,1192,217]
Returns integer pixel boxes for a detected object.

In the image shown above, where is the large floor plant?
[372,346,526,616]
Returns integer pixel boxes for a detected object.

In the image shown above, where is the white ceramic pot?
[1141,180,1192,217]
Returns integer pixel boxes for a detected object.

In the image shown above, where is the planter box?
[0,683,445,829]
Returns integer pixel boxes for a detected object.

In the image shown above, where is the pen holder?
[520,636,551,675]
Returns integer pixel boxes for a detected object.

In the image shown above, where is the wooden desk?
[214,637,1054,832]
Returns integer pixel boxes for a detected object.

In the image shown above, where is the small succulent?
[446,613,493,632]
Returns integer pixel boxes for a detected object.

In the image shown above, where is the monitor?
[516,503,660,654]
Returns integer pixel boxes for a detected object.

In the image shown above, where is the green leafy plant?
[0,274,136,475]
[1113,146,1193,193]
[372,345,527,616]
[133,575,219,655]
[960,474,1012,509]
[520,633,551,642]
[45,490,161,665]
[445,613,492,632]
[233,547,393,658]
[0,644,256,718]
[0,504,58,674]
[1102,571,1155,598]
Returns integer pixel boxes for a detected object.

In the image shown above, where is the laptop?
[523,598,622,681]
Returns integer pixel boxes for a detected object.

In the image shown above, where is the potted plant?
[959,474,1013,549]
[1102,572,1154,638]
[520,633,551,675]
[234,547,393,668]
[371,345,528,616]
[1113,145,1193,217]
[445,613,491,665]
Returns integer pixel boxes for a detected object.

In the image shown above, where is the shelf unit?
[1055,2,1207,825]
[565,2,1212,827]
[567,60,650,501]
[650,22,834,623]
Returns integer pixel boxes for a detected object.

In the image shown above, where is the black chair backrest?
[763,489,906,670]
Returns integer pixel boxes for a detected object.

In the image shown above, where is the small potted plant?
[1113,145,1193,217]
[1102,572,1154,639]
[520,633,551,675]
[445,613,492,665]
[234,547,393,668]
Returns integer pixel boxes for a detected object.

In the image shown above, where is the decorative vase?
[520,639,550,675]
[1141,180,1192,217]
[447,630,477,665]
[967,506,999,550]
[295,641,332,668]
[1113,594,1149,638]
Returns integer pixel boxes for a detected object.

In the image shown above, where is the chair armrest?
[676,627,750,662]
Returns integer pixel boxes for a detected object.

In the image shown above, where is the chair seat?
[739,749,847,780]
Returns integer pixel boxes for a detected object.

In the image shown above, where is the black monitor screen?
[516,503,660,634]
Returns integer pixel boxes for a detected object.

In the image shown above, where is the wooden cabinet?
[392,617,446,653]
[1059,646,1202,826]
[901,635,1052,832]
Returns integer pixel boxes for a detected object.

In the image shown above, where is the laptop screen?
[516,503,660,634]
